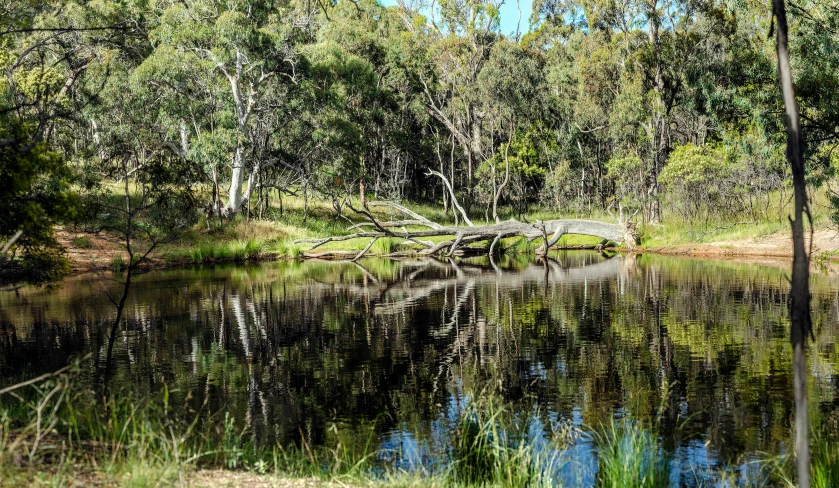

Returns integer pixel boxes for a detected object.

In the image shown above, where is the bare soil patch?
[56,229,137,271]
[643,229,839,260]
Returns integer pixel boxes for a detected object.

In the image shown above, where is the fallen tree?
[294,200,639,260]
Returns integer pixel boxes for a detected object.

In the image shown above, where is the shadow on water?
[1,252,839,484]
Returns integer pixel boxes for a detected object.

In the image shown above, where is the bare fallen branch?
[353,238,378,262]
[367,201,443,230]
[294,205,638,257]
[425,170,473,227]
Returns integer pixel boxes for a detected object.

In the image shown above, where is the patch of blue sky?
[377,0,534,38]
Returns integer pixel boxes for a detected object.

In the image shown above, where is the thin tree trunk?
[360,154,367,207]
[104,267,132,384]
[278,188,283,217]
[303,180,309,222]
[774,2,812,487]
[647,1,665,225]
[492,140,511,223]
[451,139,458,225]
[227,145,246,214]
[242,159,260,211]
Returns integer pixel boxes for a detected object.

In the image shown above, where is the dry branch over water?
[294,201,639,259]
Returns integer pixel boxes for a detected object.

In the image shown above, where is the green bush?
[658,144,743,224]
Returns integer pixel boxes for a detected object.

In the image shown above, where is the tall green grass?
[373,237,400,255]
[773,428,839,488]
[3,364,836,487]
[593,419,670,488]
[111,254,126,272]
[811,431,839,488]
[166,239,265,264]
[0,361,379,485]
[452,395,565,487]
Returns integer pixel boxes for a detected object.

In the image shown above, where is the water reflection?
[1,253,838,483]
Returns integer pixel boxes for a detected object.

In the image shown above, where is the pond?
[1,252,838,484]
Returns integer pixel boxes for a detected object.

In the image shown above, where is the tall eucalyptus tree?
[142,0,306,215]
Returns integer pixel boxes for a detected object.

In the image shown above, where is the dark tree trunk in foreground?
[773,1,812,486]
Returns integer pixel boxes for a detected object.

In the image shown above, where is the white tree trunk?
[227,145,246,214]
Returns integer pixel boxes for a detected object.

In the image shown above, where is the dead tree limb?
[448,233,465,257]
[293,194,638,258]
[347,220,430,231]
[353,238,378,262]
[367,201,443,230]
[296,211,638,257]
[425,170,474,227]
[489,233,504,256]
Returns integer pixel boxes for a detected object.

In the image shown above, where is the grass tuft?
[110,254,125,272]
[373,237,399,255]
[594,419,670,488]
[70,235,93,249]
[452,393,565,487]
[812,431,839,488]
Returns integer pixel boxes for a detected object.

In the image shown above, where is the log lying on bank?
[294,201,639,259]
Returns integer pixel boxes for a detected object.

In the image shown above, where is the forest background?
[2,0,839,282]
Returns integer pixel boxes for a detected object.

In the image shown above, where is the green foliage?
[475,127,549,217]
[659,144,744,224]
[542,159,578,212]
[0,126,75,286]
[594,419,670,488]
[606,154,645,210]
[659,144,730,188]
[2,0,839,281]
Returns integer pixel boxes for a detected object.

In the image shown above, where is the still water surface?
[1,253,838,483]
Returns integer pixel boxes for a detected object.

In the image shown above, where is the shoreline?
[58,241,813,277]
[55,226,839,276]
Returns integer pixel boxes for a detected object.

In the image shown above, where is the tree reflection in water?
[1,252,838,481]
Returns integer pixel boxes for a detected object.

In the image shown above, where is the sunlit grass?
[772,427,839,488]
[451,394,567,487]
[812,431,839,488]
[593,419,670,488]
[164,239,264,263]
